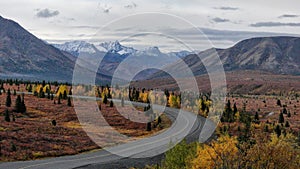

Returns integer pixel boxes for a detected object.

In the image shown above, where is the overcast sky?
[1,0,300,52]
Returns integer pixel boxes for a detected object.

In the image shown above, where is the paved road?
[0,94,210,169]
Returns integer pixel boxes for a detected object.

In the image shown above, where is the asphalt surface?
[0,94,209,169]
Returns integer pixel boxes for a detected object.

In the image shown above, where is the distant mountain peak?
[98,40,137,55]
[53,40,194,61]
[52,41,99,56]
[99,40,121,52]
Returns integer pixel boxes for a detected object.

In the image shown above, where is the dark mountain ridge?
[0,16,112,83]
[0,15,75,81]
[150,36,300,79]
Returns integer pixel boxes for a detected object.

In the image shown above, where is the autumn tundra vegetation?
[139,94,300,169]
[1,79,300,168]
[0,79,171,161]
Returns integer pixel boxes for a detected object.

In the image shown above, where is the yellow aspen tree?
[192,135,239,169]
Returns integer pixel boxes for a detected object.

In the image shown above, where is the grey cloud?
[124,2,137,9]
[47,26,300,52]
[214,6,239,11]
[69,25,101,29]
[250,22,300,27]
[114,27,133,31]
[200,28,298,42]
[121,38,141,43]
[66,18,76,21]
[70,34,95,38]
[98,3,112,13]
[212,17,230,23]
[158,27,299,49]
[279,14,299,18]
[36,8,59,18]
[99,26,299,45]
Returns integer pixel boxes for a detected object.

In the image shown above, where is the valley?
[0,8,300,169]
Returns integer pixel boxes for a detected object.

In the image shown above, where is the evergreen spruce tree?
[63,90,67,100]
[4,109,10,122]
[68,88,72,95]
[20,97,26,113]
[67,97,72,107]
[233,103,238,115]
[279,112,284,123]
[277,99,282,106]
[254,112,259,121]
[285,121,290,127]
[15,95,22,112]
[58,97,61,104]
[6,89,11,107]
[282,107,287,114]
[146,122,152,131]
[275,124,281,137]
[157,116,162,125]
[0,83,3,90]
[264,125,269,132]
[39,87,45,98]
[103,95,108,104]
[27,84,32,92]
[12,114,16,122]
[52,120,57,126]
[47,91,50,99]
[58,93,62,99]
[42,80,46,87]
[200,98,206,113]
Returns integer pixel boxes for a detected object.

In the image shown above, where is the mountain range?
[150,36,300,79]
[52,40,192,59]
[0,15,190,82]
[52,40,192,80]
[1,15,300,84]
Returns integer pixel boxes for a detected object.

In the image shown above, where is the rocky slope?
[150,36,300,79]
[0,16,112,83]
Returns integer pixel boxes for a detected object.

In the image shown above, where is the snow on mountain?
[53,40,192,59]
[167,50,193,59]
[138,46,162,56]
[52,41,100,56]
[98,40,137,55]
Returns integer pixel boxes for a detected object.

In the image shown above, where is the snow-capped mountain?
[167,50,193,59]
[98,40,137,55]
[52,41,101,56]
[53,40,192,59]
[136,46,162,56]
[51,40,193,80]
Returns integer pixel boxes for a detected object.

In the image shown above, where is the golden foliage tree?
[242,133,300,169]
[191,135,239,169]
[139,92,149,103]
[168,94,180,108]
[56,85,68,96]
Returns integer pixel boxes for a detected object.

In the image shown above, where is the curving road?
[0,95,211,169]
